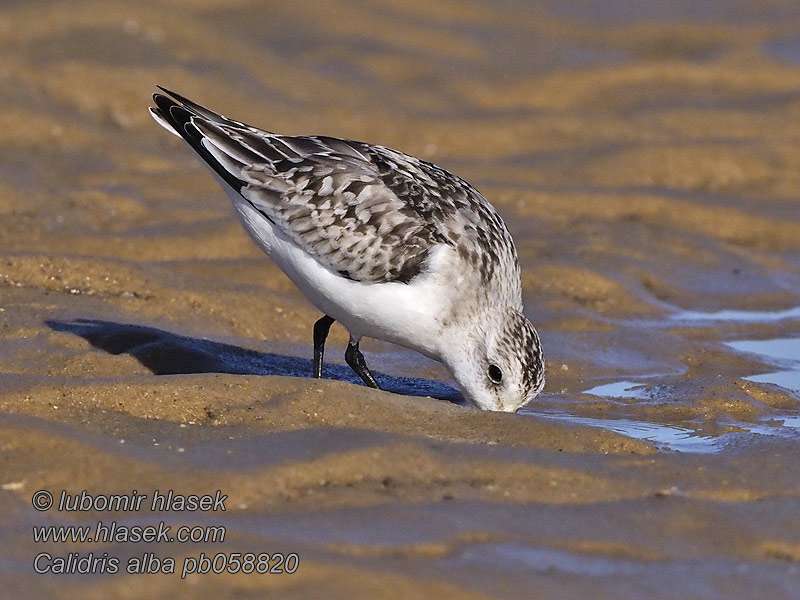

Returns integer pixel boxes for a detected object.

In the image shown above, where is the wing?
[150,88,520,293]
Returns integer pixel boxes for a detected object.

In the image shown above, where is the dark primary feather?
[151,89,520,293]
[156,86,258,130]
[152,94,246,196]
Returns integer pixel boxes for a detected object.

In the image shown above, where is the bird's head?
[443,307,545,412]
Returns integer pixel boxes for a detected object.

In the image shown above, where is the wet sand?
[1,0,800,598]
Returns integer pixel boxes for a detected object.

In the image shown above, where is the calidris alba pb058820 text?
[150,87,544,412]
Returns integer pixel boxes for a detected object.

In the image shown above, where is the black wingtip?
[156,85,186,104]
[155,86,188,103]
[153,92,177,115]
[150,86,253,195]
[153,86,232,125]
[168,105,195,132]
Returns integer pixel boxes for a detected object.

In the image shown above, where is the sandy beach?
[1,1,799,598]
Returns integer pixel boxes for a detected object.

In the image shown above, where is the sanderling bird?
[149,87,544,412]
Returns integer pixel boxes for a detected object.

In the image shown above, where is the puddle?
[529,381,718,452]
[523,409,800,453]
[522,410,721,452]
[582,380,649,399]
[777,415,800,428]
[525,357,800,451]
[725,337,800,395]
[530,336,800,452]
[740,370,800,395]
[670,306,800,323]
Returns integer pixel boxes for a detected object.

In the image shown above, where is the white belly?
[228,193,448,361]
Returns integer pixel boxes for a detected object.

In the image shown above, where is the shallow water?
[522,331,800,452]
[521,409,720,452]
[672,306,800,323]
[726,337,800,395]
[523,407,800,453]
[2,0,800,598]
[582,380,651,399]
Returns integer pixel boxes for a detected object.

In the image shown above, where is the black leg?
[313,315,335,378]
[345,339,381,389]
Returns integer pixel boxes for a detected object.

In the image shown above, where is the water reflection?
[532,336,800,451]
[583,380,649,399]
[523,408,800,453]
[671,306,800,323]
[725,337,800,395]
[525,411,720,453]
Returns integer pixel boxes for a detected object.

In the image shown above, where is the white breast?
[227,190,452,362]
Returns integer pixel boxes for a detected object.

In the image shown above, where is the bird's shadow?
[45,319,462,402]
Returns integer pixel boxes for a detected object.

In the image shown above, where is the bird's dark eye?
[488,364,503,383]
